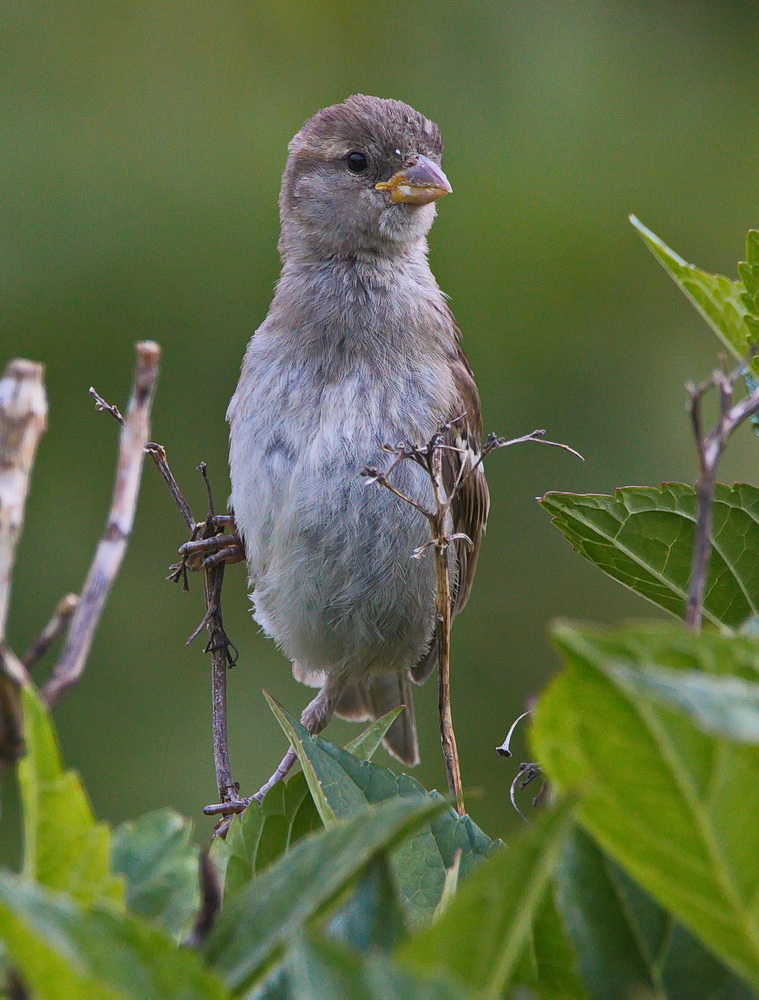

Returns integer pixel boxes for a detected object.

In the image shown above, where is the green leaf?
[344,707,405,761]
[630,216,759,362]
[515,889,589,1000]
[532,621,759,991]
[326,854,407,954]
[209,798,264,903]
[210,772,322,905]
[264,692,342,825]
[540,483,759,628]
[555,825,753,1000]
[398,799,578,999]
[204,795,446,993]
[285,931,473,1000]
[18,685,122,906]
[266,698,497,925]
[739,231,759,317]
[110,809,199,940]
[610,663,759,743]
[0,871,230,1000]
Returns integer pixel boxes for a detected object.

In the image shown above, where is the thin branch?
[686,348,759,630]
[362,466,435,522]
[42,342,161,707]
[88,387,123,425]
[0,358,47,769]
[22,593,78,670]
[367,418,580,816]
[147,441,245,824]
[145,443,195,532]
[201,506,241,809]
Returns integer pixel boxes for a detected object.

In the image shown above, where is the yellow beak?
[375,154,452,205]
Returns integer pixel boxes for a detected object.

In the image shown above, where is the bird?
[225,95,488,788]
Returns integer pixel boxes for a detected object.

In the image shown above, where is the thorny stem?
[686,348,759,629]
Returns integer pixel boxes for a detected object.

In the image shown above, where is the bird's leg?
[252,687,335,803]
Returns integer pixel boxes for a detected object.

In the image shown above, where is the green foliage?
[111,809,200,940]
[266,696,498,925]
[630,215,759,362]
[9,220,759,997]
[556,825,753,1000]
[210,772,321,904]
[739,230,759,320]
[18,684,123,907]
[540,483,759,628]
[344,706,405,761]
[203,795,445,993]
[326,855,407,954]
[280,931,471,1000]
[0,872,231,1000]
[399,797,585,999]
[532,621,759,991]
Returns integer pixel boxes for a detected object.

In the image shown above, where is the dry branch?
[0,360,48,642]
[366,421,580,816]
[42,342,160,707]
[0,359,47,767]
[149,441,245,824]
[686,350,759,629]
[22,593,78,670]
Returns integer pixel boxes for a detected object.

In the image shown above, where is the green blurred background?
[3,0,759,859]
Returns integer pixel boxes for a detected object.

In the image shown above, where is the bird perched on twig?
[227,95,488,783]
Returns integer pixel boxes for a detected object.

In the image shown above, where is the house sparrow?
[227,95,488,780]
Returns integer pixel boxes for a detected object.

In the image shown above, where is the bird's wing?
[443,343,490,615]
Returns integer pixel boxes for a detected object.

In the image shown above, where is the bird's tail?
[334,671,419,767]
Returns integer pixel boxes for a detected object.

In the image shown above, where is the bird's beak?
[375,154,452,205]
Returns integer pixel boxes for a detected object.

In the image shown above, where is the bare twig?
[0,359,47,768]
[202,510,240,809]
[42,342,160,707]
[145,443,195,533]
[430,439,465,815]
[147,440,245,824]
[22,593,78,670]
[686,348,759,629]
[88,387,123,425]
[367,420,579,816]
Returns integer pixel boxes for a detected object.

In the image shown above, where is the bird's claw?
[178,532,245,570]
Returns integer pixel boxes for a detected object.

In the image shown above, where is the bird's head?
[279,94,450,260]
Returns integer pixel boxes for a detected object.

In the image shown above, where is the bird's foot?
[179,531,245,570]
[168,515,244,586]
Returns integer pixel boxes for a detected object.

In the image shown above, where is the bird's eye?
[346,151,368,173]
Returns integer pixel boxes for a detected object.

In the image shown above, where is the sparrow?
[227,95,488,776]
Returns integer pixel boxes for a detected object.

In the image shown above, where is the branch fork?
[367,420,581,816]
[686,347,759,630]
